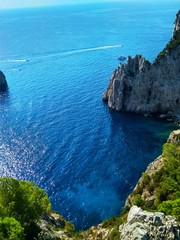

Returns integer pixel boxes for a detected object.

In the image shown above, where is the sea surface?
[0,1,179,230]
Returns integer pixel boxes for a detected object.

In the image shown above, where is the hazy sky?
[0,0,128,9]
[0,0,177,9]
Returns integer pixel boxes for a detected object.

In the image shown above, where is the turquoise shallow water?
[0,1,179,229]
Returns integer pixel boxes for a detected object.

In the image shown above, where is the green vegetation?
[131,133,180,221]
[108,227,120,240]
[0,217,24,240]
[156,39,180,61]
[144,59,150,64]
[158,199,180,221]
[101,210,127,229]
[132,194,144,207]
[0,177,51,239]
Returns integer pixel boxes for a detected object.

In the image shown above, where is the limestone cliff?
[119,206,180,240]
[0,70,8,92]
[103,10,180,121]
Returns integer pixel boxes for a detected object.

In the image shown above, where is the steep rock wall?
[103,10,180,121]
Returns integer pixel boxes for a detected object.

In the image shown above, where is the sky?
[0,0,126,9]
[0,0,178,9]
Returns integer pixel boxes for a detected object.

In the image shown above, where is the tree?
[0,217,24,240]
[0,177,51,238]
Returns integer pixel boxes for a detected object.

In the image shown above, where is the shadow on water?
[106,108,176,196]
[108,108,176,142]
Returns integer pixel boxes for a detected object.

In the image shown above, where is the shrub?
[158,198,180,221]
[0,177,51,238]
[0,217,24,240]
[156,39,180,61]
[108,227,120,240]
[133,194,144,207]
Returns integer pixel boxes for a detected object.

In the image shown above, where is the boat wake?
[1,45,123,64]
[63,44,123,55]
[37,44,123,60]
[0,59,28,63]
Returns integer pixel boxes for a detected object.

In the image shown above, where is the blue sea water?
[0,1,179,230]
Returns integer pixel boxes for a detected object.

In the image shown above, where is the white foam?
[0,45,123,63]
[64,44,123,55]
[40,44,123,59]
[0,59,28,63]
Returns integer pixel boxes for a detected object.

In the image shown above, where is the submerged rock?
[0,71,8,92]
[103,10,180,122]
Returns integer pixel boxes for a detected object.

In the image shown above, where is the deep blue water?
[0,1,179,230]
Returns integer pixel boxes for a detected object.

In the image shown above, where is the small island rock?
[0,71,8,92]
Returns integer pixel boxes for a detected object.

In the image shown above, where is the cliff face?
[103,10,180,121]
[0,70,8,92]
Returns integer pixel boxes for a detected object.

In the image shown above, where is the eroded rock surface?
[103,10,180,121]
[119,206,180,240]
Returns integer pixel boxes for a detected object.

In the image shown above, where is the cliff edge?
[77,130,180,240]
[103,10,180,121]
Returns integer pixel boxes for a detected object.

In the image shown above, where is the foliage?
[65,221,75,234]
[144,59,150,64]
[0,217,24,240]
[0,177,51,238]
[154,143,180,207]
[156,39,180,61]
[158,198,180,221]
[133,194,144,207]
[108,227,120,240]
[131,136,180,221]
[101,210,127,229]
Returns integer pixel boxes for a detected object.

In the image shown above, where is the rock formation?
[0,70,8,92]
[119,206,180,240]
[103,10,180,121]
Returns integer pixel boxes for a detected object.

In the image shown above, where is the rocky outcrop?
[173,10,180,41]
[0,70,8,92]
[103,10,180,121]
[37,212,74,240]
[119,206,180,240]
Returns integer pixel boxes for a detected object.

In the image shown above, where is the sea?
[0,1,179,230]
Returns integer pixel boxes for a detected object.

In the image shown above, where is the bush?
[0,177,51,238]
[156,39,180,61]
[108,227,120,240]
[158,198,180,221]
[133,194,144,207]
[0,217,24,240]
[130,137,180,220]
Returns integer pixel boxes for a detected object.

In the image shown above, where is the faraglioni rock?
[103,10,180,121]
[0,70,8,92]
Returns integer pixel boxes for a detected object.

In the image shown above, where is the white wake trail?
[0,59,28,63]
[64,44,123,55]
[0,45,123,63]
